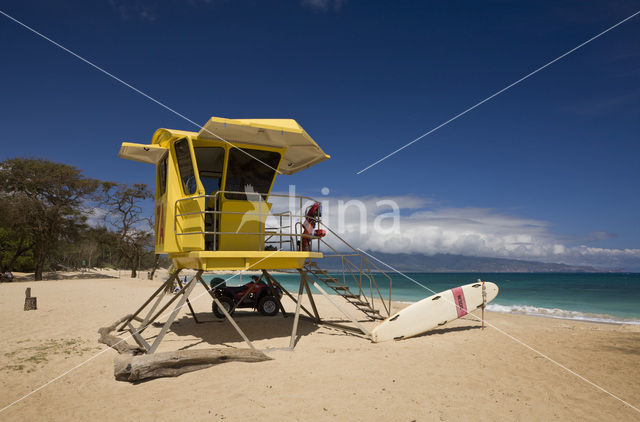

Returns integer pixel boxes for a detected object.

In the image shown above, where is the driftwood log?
[98,315,145,355]
[99,316,271,382]
[114,348,272,382]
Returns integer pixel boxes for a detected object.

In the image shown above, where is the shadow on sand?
[158,310,320,348]
[411,324,481,339]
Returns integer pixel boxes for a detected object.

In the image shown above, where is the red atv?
[210,276,282,318]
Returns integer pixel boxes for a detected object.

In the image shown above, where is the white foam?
[486,304,640,325]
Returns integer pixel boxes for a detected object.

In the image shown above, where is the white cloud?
[267,193,640,269]
[85,207,108,227]
[301,0,346,12]
[108,0,157,21]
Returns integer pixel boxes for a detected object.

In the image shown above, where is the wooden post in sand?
[24,287,37,311]
[480,279,486,330]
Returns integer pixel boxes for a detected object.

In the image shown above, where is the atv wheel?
[212,297,234,319]
[257,295,279,316]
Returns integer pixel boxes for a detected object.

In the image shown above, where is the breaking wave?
[486,303,640,325]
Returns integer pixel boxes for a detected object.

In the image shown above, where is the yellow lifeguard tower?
[115,117,392,353]
[119,116,328,269]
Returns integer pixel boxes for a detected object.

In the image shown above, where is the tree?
[0,192,38,272]
[0,158,100,280]
[56,226,105,270]
[101,183,154,277]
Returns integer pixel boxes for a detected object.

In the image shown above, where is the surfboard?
[371,281,499,342]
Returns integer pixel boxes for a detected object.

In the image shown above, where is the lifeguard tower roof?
[119,117,330,174]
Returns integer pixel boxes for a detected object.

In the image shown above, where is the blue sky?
[1,1,639,269]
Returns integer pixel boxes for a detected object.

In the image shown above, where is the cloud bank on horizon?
[88,191,639,270]
[270,193,640,270]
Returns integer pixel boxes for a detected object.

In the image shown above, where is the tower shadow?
[162,311,319,347]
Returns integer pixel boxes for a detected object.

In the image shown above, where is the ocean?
[203,272,640,325]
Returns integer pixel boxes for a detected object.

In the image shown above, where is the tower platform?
[170,250,322,271]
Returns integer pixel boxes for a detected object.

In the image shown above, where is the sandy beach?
[1,273,639,421]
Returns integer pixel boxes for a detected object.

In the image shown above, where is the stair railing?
[315,221,393,317]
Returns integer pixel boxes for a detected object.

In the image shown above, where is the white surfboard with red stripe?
[371,281,499,343]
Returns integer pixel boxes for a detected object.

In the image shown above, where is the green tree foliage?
[100,183,154,278]
[0,158,100,280]
[0,158,166,280]
[57,226,120,270]
[0,192,38,272]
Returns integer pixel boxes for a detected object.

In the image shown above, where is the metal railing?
[172,190,393,314]
[314,221,393,317]
[173,191,324,252]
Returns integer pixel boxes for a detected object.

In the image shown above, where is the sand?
[0,272,639,421]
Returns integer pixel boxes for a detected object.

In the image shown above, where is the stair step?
[321,278,339,284]
[362,308,381,314]
[342,294,359,299]
[333,286,349,291]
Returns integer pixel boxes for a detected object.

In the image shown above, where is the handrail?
[316,220,393,316]
[172,190,393,314]
[174,191,323,252]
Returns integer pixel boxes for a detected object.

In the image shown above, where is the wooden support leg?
[288,275,306,350]
[196,274,257,351]
[229,279,259,314]
[141,285,168,326]
[268,277,316,320]
[138,280,192,335]
[303,276,321,323]
[118,271,180,332]
[127,321,151,352]
[147,271,200,354]
[176,275,199,324]
[262,270,288,318]
[185,298,199,323]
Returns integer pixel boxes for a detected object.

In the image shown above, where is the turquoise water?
[203,272,640,324]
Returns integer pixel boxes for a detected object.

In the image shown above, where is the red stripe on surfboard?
[451,287,468,317]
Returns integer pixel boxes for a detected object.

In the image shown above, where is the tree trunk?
[149,254,160,279]
[124,251,137,278]
[6,236,33,273]
[34,248,46,281]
